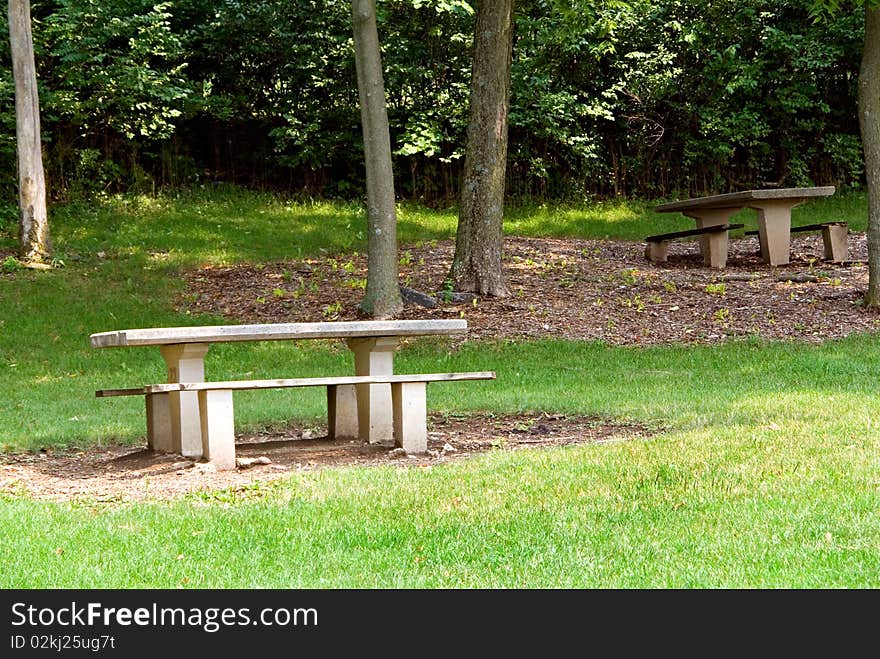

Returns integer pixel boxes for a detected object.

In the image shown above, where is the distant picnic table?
[652,186,837,267]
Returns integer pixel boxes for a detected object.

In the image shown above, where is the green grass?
[2,391,877,587]
[0,185,876,588]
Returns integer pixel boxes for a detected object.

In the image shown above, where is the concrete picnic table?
[90,319,469,459]
[654,186,836,266]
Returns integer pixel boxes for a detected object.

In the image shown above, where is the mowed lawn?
[0,187,877,588]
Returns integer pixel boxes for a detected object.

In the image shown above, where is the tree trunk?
[862,4,880,306]
[8,0,50,264]
[448,0,513,297]
[351,0,402,319]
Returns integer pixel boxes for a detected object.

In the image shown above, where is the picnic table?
[653,186,836,267]
[90,319,494,469]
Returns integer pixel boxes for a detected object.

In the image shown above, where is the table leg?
[346,336,398,445]
[684,208,739,268]
[751,200,799,266]
[160,343,210,458]
[822,224,848,262]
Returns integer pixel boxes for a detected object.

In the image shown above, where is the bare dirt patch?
[181,233,878,345]
[0,413,651,502]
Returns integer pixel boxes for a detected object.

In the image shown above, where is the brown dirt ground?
[3,232,877,501]
[181,232,878,344]
[0,413,650,502]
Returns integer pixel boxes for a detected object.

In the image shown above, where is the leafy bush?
[0,0,867,203]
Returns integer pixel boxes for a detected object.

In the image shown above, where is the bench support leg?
[198,389,237,470]
[160,343,210,458]
[821,224,848,262]
[327,384,358,439]
[391,382,427,454]
[751,200,800,266]
[684,208,738,268]
[644,241,669,263]
[347,337,398,445]
[145,392,173,453]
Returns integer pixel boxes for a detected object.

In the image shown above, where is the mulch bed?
[180,232,878,345]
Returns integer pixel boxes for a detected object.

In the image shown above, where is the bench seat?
[645,223,744,266]
[97,372,496,469]
[743,221,848,262]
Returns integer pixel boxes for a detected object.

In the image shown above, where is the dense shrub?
[0,0,866,202]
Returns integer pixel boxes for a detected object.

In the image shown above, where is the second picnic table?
[653,186,836,267]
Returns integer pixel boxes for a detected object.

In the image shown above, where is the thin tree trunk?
[862,4,880,306]
[8,0,50,264]
[449,0,513,297]
[351,0,402,318]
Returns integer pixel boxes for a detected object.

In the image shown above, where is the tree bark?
[8,0,50,264]
[862,4,880,306]
[351,0,402,318]
[449,0,513,297]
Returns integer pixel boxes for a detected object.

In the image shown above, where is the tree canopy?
[0,0,867,207]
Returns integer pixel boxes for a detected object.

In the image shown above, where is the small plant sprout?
[2,256,23,273]
[619,268,638,285]
[438,278,455,302]
[323,301,343,320]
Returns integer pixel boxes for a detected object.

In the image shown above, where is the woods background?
[0,0,867,211]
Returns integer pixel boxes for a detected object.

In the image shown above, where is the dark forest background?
[0,0,867,207]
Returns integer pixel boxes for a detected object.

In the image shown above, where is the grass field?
[1,185,877,588]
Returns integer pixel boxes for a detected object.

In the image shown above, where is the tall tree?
[8,0,49,265]
[351,0,402,318]
[860,3,880,305]
[448,0,514,297]
[810,1,879,305]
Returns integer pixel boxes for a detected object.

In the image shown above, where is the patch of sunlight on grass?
[503,200,660,240]
[574,202,642,223]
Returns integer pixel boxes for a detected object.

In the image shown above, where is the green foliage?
[0,71,16,200]
[808,0,878,21]
[0,200,18,236]
[44,0,190,141]
[0,0,868,202]
[1,255,22,272]
[557,0,862,197]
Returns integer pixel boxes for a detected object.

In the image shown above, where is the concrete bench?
[645,224,744,267]
[97,371,496,469]
[744,221,848,262]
